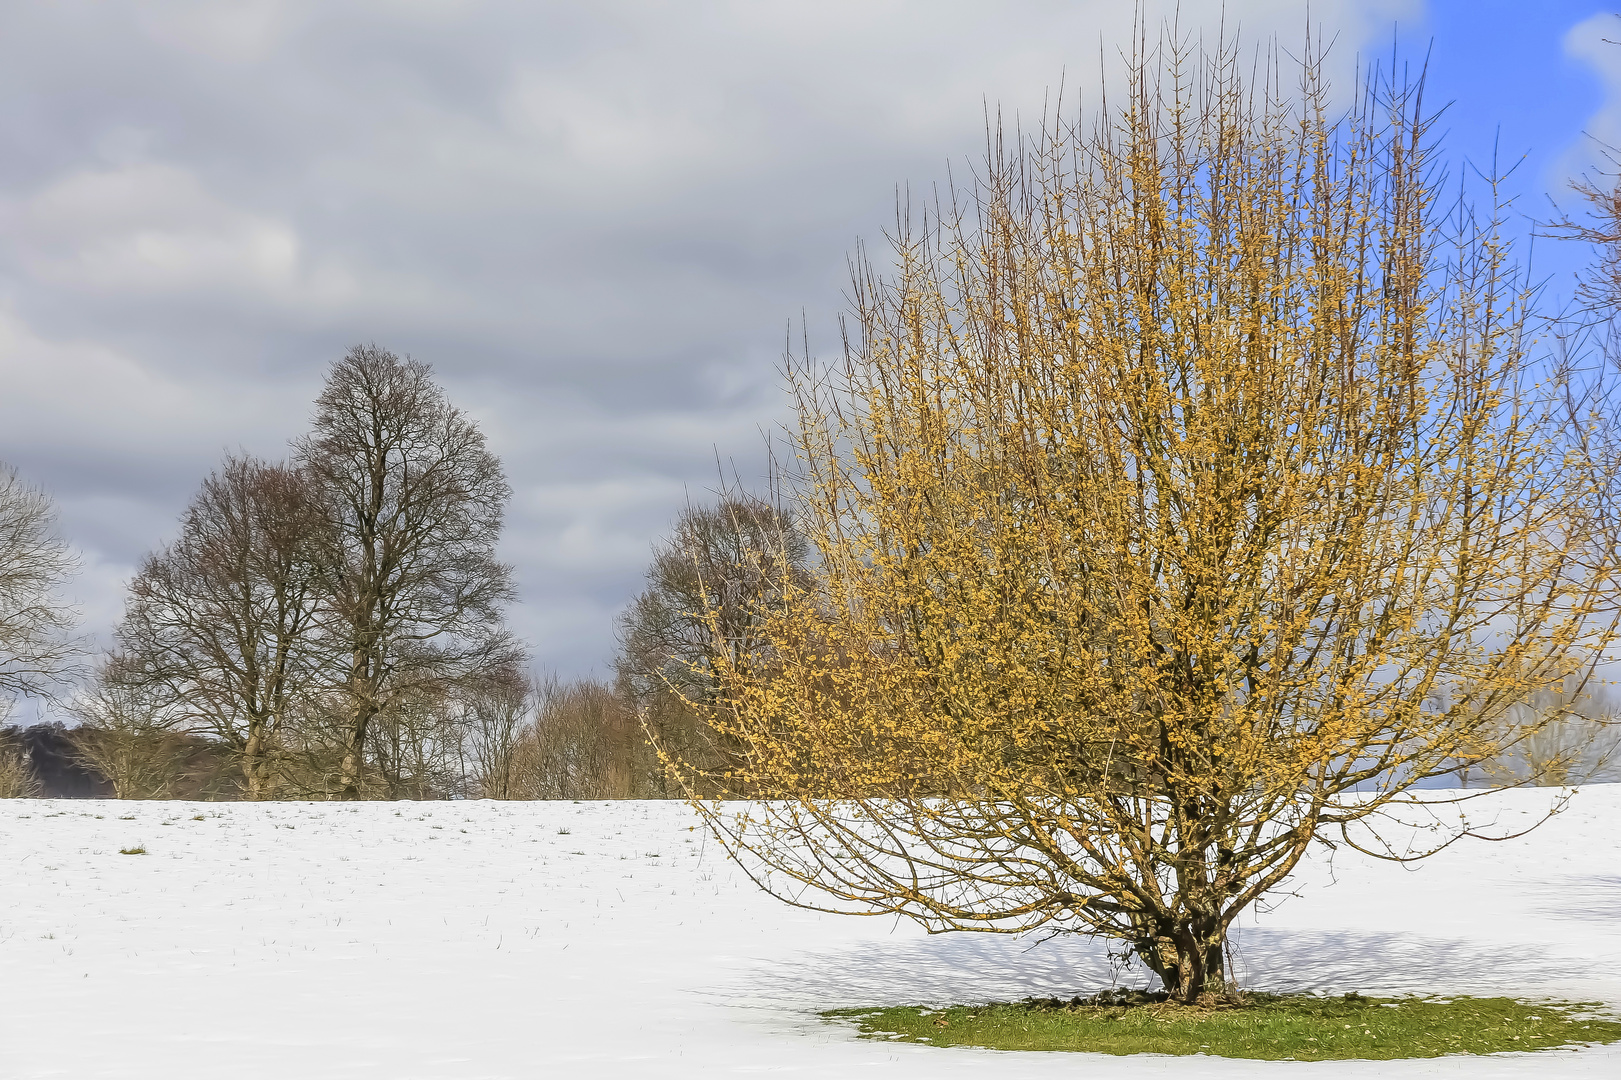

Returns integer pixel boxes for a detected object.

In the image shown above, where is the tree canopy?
[673,39,1621,1003]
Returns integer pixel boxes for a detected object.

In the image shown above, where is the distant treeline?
[0,344,800,801]
[1,674,692,801]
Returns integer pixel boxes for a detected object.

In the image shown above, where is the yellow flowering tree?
[669,41,1618,1004]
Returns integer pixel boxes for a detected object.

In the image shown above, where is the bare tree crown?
[110,456,326,798]
[295,345,519,798]
[0,463,82,708]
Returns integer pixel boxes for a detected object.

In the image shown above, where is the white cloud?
[1565,13,1621,185]
[14,163,303,295]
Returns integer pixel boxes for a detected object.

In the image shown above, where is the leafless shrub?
[0,727,39,798]
[365,683,469,799]
[508,678,650,800]
[68,671,190,799]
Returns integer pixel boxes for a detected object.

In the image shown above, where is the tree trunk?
[242,729,266,800]
[339,749,361,799]
[1139,919,1230,1004]
[339,659,376,799]
[339,705,370,799]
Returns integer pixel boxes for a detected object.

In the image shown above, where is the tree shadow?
[731,925,1592,1009]
[735,931,1141,1009]
[1228,928,1570,998]
[1536,875,1621,923]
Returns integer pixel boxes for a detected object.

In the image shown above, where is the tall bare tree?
[0,464,81,711]
[296,345,519,799]
[1540,67,1621,792]
[112,456,327,798]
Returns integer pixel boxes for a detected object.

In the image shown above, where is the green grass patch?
[117,846,147,855]
[825,993,1621,1060]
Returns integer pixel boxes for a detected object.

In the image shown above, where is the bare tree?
[0,726,40,798]
[1538,116,1621,793]
[509,677,645,799]
[296,345,520,799]
[113,456,327,798]
[0,464,81,708]
[69,666,189,799]
[461,664,536,799]
[365,681,473,799]
[617,496,809,796]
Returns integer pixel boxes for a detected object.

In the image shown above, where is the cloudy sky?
[0,0,1615,688]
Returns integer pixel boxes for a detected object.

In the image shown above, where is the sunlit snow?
[2,787,1618,1078]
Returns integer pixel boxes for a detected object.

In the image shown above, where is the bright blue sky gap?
[1415,1,1610,306]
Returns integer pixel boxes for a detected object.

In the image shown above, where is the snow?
[1,787,1618,1078]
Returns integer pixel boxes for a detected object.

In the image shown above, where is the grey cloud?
[0,0,1416,680]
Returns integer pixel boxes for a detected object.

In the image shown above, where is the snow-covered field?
[2,788,1618,1079]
